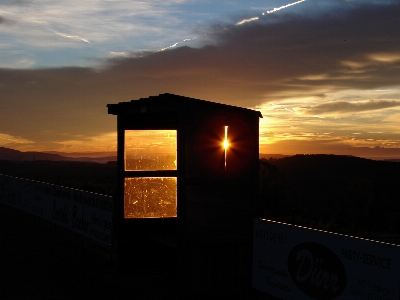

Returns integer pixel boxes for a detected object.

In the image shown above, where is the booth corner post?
[107,93,262,298]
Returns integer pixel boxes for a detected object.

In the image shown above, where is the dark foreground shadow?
[0,204,280,300]
[0,204,177,300]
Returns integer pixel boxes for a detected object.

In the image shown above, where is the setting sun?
[223,126,229,169]
[223,126,229,150]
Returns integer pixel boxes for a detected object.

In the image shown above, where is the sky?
[1,0,400,159]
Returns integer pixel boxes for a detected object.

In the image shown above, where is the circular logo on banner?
[287,242,347,299]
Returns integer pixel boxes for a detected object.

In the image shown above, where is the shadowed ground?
[0,204,277,300]
[0,204,177,300]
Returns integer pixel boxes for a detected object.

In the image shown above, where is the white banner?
[0,174,113,245]
[252,218,400,300]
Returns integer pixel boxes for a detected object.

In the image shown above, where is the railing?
[0,174,113,245]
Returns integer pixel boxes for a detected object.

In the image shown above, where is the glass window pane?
[124,177,177,218]
[125,130,177,171]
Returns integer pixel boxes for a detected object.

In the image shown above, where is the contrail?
[162,0,307,51]
[236,0,306,25]
[265,0,306,14]
[236,17,259,25]
[47,27,90,43]
[158,37,197,51]
[54,31,90,43]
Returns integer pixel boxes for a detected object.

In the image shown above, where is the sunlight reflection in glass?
[124,177,177,218]
[125,130,177,170]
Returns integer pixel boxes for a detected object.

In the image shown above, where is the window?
[124,130,177,218]
[125,130,177,171]
[124,177,177,218]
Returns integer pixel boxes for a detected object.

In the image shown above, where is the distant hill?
[259,153,291,160]
[0,147,116,163]
[259,154,400,235]
[0,147,69,161]
[44,151,116,159]
[383,159,400,163]
[0,159,117,195]
[266,154,400,180]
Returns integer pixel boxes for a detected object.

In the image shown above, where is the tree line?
[258,154,400,239]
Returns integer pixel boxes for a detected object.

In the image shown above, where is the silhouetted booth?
[107,93,261,298]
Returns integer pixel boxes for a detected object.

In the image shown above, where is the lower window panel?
[124,177,177,218]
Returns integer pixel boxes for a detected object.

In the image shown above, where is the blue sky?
[1,0,400,159]
[1,0,357,68]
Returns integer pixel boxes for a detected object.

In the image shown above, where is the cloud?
[304,100,400,115]
[0,0,32,5]
[0,15,16,26]
[0,133,34,151]
[104,1,400,102]
[0,0,191,52]
[260,139,400,158]
[0,133,33,145]
[0,1,400,151]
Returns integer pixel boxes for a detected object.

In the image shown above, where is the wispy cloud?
[0,133,34,149]
[0,0,191,63]
[304,100,400,114]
